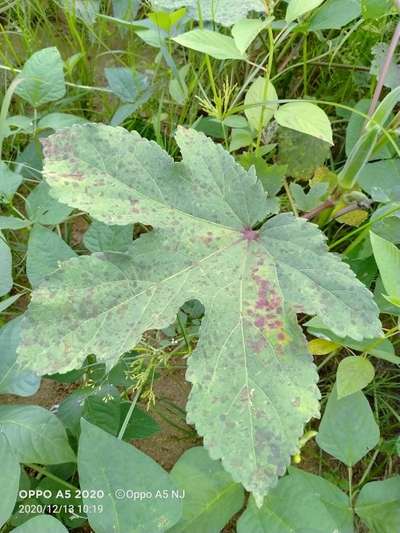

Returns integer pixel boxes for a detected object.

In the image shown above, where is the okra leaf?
[18,124,381,503]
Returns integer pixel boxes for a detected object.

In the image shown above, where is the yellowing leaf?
[275,102,333,145]
[308,338,340,355]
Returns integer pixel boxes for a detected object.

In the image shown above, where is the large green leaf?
[316,386,380,466]
[309,0,361,30]
[238,466,354,533]
[151,0,265,26]
[0,405,75,464]
[12,515,68,532]
[169,446,244,533]
[78,420,182,533]
[0,317,40,396]
[355,477,400,533]
[14,47,66,108]
[0,434,20,528]
[18,124,381,502]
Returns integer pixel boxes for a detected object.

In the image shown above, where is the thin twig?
[368,3,400,116]
[302,198,335,220]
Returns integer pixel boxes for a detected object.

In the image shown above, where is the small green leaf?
[275,102,333,145]
[290,182,329,211]
[244,77,278,132]
[12,515,68,533]
[229,128,253,151]
[232,17,272,56]
[172,30,245,60]
[78,420,182,533]
[169,447,244,533]
[370,232,400,305]
[337,356,375,398]
[83,395,121,435]
[0,405,75,464]
[26,225,76,287]
[316,386,380,466]
[0,434,20,528]
[286,0,324,23]
[0,162,22,202]
[15,47,66,108]
[355,477,400,533]
[105,67,151,103]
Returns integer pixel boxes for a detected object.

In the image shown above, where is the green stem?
[117,386,142,440]
[255,25,274,151]
[24,464,78,491]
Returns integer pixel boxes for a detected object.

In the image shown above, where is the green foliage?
[286,0,325,23]
[78,420,182,533]
[238,466,353,533]
[355,477,400,533]
[275,102,333,145]
[12,515,69,532]
[0,434,20,528]
[169,447,244,533]
[316,386,380,466]
[370,232,400,307]
[151,0,265,26]
[0,317,40,396]
[244,77,277,132]
[336,356,375,398]
[16,124,382,504]
[15,47,66,108]
[0,405,75,464]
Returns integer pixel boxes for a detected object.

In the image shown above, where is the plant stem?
[255,25,275,151]
[283,178,299,217]
[348,466,353,505]
[302,198,335,220]
[117,386,142,440]
[24,464,78,491]
[368,15,400,117]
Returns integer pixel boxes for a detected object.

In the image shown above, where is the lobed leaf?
[17,124,382,502]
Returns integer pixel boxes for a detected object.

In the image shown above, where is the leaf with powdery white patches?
[18,124,381,504]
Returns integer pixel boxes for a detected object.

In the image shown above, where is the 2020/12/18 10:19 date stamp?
[17,487,186,516]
